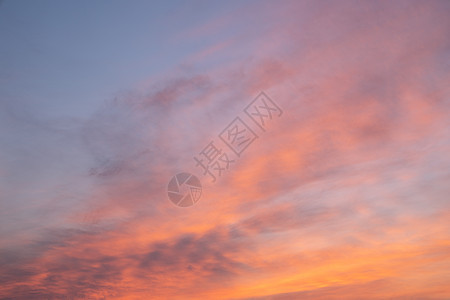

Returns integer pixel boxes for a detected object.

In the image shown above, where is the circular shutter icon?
[167,173,202,207]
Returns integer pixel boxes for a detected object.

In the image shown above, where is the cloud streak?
[1,0,449,299]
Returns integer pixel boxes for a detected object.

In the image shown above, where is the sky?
[0,0,449,299]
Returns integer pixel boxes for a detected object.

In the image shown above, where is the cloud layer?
[1,0,449,299]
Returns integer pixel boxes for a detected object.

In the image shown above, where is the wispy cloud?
[1,0,449,298]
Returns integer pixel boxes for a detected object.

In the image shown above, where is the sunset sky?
[1,0,450,299]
